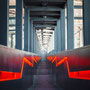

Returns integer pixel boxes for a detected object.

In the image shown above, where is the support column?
[83,0,90,45]
[0,0,9,46]
[16,0,23,50]
[24,8,30,51]
[67,0,74,50]
[54,27,58,53]
[33,27,35,53]
[11,34,13,48]
[36,36,38,54]
[33,27,36,53]
[57,19,61,52]
[28,19,31,52]
[61,9,65,51]
[30,20,34,52]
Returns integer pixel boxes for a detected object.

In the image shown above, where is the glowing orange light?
[0,57,34,82]
[56,57,67,67]
[56,57,90,80]
[37,56,41,61]
[34,56,41,62]
[47,56,51,60]
[52,57,56,63]
[50,57,53,61]
[69,70,90,80]
[0,71,21,81]
[33,56,37,63]
[24,57,33,67]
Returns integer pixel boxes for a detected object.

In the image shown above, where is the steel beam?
[28,6,62,11]
[61,9,65,51]
[24,0,66,3]
[54,27,58,53]
[31,17,58,21]
[34,25,56,28]
[16,0,23,50]
[67,0,74,50]
[0,0,9,46]
[24,8,30,51]
[30,11,60,16]
[57,19,61,52]
[30,20,34,52]
[83,0,90,45]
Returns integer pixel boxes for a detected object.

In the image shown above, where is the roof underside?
[23,0,67,50]
[23,0,67,29]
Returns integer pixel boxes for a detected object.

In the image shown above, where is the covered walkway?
[0,0,90,90]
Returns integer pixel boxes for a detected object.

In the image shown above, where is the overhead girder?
[30,11,60,17]
[37,32,53,34]
[24,0,66,8]
[33,21,57,25]
[27,6,63,11]
[36,28,54,30]
[30,11,59,27]
[31,17,58,22]
[43,34,52,36]
[34,25,56,28]
[24,0,66,3]
[35,27,55,30]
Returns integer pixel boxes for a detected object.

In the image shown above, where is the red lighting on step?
[52,57,56,63]
[33,56,37,63]
[47,56,51,61]
[0,57,34,82]
[56,57,90,80]
[49,57,53,61]
[34,56,41,62]
[56,57,67,67]
[0,71,21,81]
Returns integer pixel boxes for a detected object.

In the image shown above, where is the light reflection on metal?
[47,56,90,80]
[0,56,41,81]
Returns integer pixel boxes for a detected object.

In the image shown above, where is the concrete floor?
[28,60,63,90]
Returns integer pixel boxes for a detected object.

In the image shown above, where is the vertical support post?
[24,8,30,51]
[36,34,40,54]
[30,20,34,52]
[57,19,61,52]
[36,35,38,54]
[67,0,74,50]
[61,9,65,51]
[83,0,90,45]
[54,27,58,53]
[11,34,13,48]
[28,19,31,52]
[32,27,35,53]
[0,0,9,46]
[16,0,23,50]
[33,27,36,53]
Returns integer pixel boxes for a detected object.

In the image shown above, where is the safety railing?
[47,45,90,89]
[0,45,41,88]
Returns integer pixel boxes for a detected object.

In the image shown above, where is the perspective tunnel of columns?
[8,0,84,54]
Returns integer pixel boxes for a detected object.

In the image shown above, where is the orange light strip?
[24,58,33,67]
[52,57,56,63]
[37,56,41,61]
[56,57,90,80]
[33,56,37,63]
[34,56,41,62]
[56,57,67,67]
[69,70,90,80]
[0,71,21,81]
[47,56,51,61]
[50,57,53,61]
[0,57,34,82]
